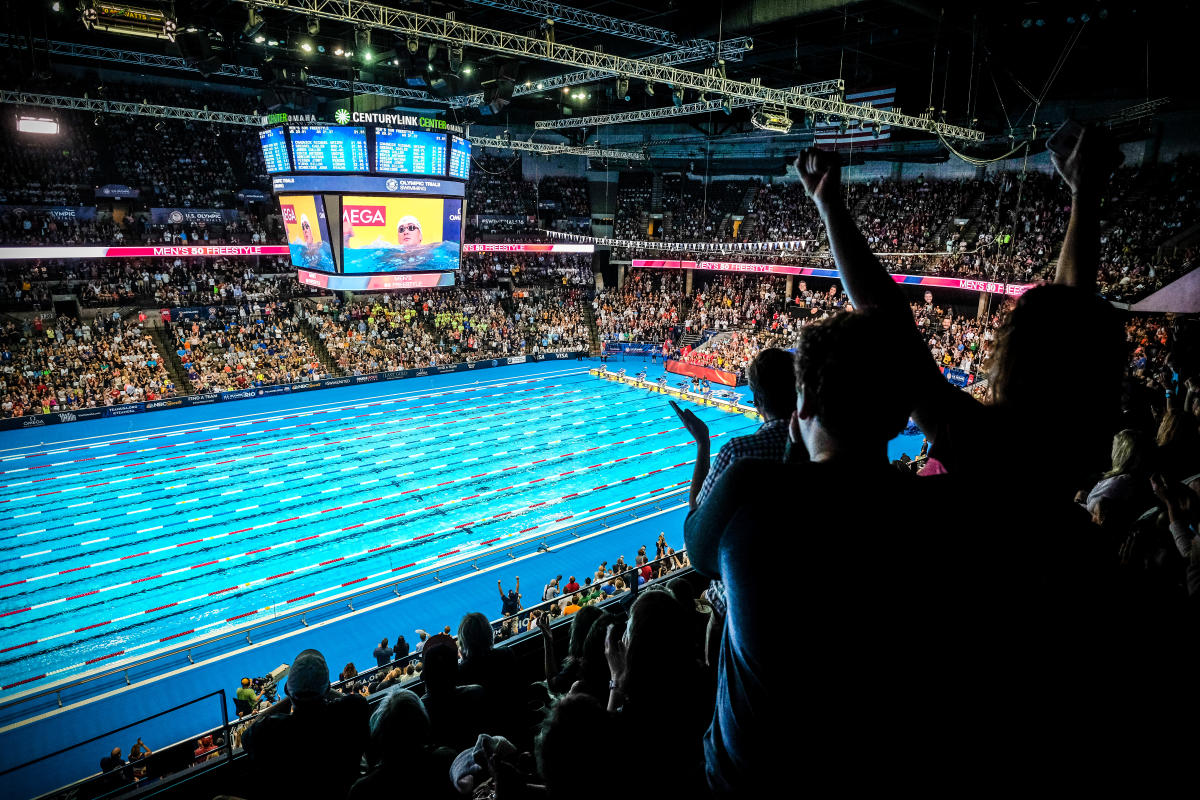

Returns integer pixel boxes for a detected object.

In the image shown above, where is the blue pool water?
[0,366,762,694]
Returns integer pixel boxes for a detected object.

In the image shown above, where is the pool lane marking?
[0,478,689,680]
[0,426,720,573]
[0,398,686,534]
[0,368,593,459]
[0,448,705,614]
[0,394,693,533]
[0,380,591,478]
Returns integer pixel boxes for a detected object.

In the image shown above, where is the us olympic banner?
[664,359,741,387]
[0,245,290,260]
[632,259,1035,297]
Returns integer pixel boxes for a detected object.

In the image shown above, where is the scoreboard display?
[288,125,370,172]
[375,128,447,176]
[449,137,471,180]
[259,127,291,173]
[267,121,470,290]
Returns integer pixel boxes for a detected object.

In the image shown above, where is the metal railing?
[0,488,688,721]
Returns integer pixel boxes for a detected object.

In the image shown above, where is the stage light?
[254,34,266,44]
[17,116,59,135]
[300,41,313,53]
[644,80,655,96]
[317,45,325,54]
[462,65,473,76]
[407,36,419,55]
[363,51,373,61]
[537,82,544,90]
[51,1,61,11]
[243,6,266,39]
[306,16,320,36]
[333,46,343,55]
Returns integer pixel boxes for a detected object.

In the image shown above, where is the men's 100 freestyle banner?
[341,195,461,274]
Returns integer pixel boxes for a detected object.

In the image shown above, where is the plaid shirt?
[695,417,790,508]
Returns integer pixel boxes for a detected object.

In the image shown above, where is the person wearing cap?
[235,677,261,716]
[396,215,423,247]
[242,648,370,799]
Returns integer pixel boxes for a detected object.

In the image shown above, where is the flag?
[814,87,895,148]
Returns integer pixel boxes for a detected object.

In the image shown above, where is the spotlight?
[393,58,399,66]
[1021,18,1032,28]
[317,45,325,54]
[407,35,419,55]
[51,1,61,10]
[254,34,266,44]
[243,5,266,39]
[300,41,313,53]
[363,51,373,62]
[563,87,570,94]
[671,85,684,107]
[449,46,462,72]
[643,80,654,96]
[355,26,371,51]
[427,42,438,60]
[333,46,344,55]
[306,16,320,36]
[537,82,544,90]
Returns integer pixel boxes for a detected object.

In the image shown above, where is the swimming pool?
[0,366,762,695]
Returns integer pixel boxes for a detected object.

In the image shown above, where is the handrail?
[0,487,688,716]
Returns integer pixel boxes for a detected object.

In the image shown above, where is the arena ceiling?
[1,1,1193,145]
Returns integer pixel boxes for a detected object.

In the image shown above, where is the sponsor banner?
[189,392,222,405]
[97,184,139,198]
[219,389,259,402]
[664,359,740,387]
[289,381,323,392]
[236,189,269,202]
[436,365,458,374]
[322,377,353,388]
[104,403,145,417]
[632,259,1034,297]
[256,385,292,398]
[150,208,241,225]
[603,341,658,357]
[471,215,536,225]
[0,245,289,260]
[353,374,380,385]
[295,270,455,291]
[145,398,186,412]
[414,368,431,377]
[507,355,527,365]
[58,407,106,423]
[272,174,466,197]
[463,243,594,253]
[942,367,975,388]
[0,204,98,221]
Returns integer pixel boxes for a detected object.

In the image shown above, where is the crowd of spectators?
[0,313,176,417]
[0,110,99,205]
[537,176,590,217]
[593,269,685,343]
[466,155,535,215]
[459,252,593,287]
[173,306,329,392]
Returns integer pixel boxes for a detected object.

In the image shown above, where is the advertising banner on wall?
[0,245,290,260]
[0,205,98,221]
[97,184,139,198]
[664,359,740,387]
[150,208,241,225]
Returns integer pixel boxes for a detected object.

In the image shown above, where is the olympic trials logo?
[167,211,184,224]
[385,178,399,192]
[334,108,351,125]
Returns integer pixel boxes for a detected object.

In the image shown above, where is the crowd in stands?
[0,313,176,417]
[593,269,685,343]
[173,305,329,392]
[537,176,590,217]
[467,155,536,215]
[460,252,593,287]
[304,285,590,375]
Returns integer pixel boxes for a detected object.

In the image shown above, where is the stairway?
[581,297,601,355]
[650,173,664,213]
[296,313,343,376]
[151,322,195,395]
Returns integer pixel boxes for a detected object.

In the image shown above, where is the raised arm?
[797,148,910,315]
[1051,127,1109,290]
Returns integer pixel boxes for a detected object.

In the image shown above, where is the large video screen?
[289,125,370,172]
[375,128,447,176]
[449,136,471,180]
[260,127,291,173]
[341,195,461,274]
[280,194,337,271]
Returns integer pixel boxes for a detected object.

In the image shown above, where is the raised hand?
[1050,124,1122,197]
[669,399,709,443]
[795,147,842,210]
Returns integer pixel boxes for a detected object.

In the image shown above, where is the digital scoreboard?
[449,136,471,180]
[288,125,370,172]
[375,128,447,177]
[259,127,291,173]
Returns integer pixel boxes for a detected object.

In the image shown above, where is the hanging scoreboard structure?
[266,116,470,291]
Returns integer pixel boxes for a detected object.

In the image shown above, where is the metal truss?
[446,36,754,108]
[464,0,680,46]
[540,229,814,253]
[532,80,843,129]
[0,90,263,126]
[472,136,644,160]
[240,1,983,140]
[0,33,438,102]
